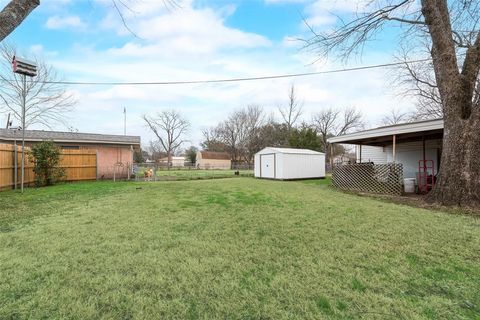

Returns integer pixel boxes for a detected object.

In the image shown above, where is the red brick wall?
[95,146,133,179]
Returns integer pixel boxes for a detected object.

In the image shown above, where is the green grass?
[0,178,479,319]
[137,168,254,180]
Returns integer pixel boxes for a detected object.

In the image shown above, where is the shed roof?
[327,118,444,146]
[0,129,141,145]
[199,151,231,160]
[256,147,325,155]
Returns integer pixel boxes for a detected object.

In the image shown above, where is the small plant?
[30,140,65,187]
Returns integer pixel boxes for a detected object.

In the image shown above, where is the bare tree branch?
[380,106,411,125]
[312,107,364,165]
[278,85,303,132]
[0,43,76,129]
[0,0,39,42]
[143,109,189,167]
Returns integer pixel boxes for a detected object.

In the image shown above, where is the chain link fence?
[132,163,253,181]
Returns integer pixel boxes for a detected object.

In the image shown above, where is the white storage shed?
[254,147,326,180]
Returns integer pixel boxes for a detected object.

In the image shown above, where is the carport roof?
[327,118,444,146]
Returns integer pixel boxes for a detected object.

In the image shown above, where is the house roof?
[256,147,325,155]
[199,151,231,160]
[327,118,444,146]
[0,129,141,146]
[160,156,185,161]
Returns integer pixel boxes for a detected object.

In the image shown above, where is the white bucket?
[404,178,416,193]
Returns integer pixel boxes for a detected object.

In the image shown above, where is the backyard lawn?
[0,178,479,319]
[134,167,253,181]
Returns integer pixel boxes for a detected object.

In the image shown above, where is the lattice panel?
[332,163,404,195]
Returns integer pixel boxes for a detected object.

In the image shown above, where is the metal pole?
[21,74,26,193]
[124,107,126,136]
[14,131,17,190]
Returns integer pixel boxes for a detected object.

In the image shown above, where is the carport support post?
[392,135,396,162]
[422,136,426,170]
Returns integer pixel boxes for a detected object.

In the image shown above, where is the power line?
[19,57,433,86]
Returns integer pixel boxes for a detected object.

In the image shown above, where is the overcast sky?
[2,0,417,148]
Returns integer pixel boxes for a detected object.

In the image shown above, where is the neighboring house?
[159,156,185,167]
[196,151,231,169]
[254,147,325,180]
[0,129,141,179]
[331,153,356,165]
[327,118,443,193]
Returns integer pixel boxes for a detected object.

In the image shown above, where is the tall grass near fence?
[0,143,97,190]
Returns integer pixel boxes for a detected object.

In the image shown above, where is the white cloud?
[39,0,413,147]
[101,4,270,55]
[302,0,370,29]
[45,15,86,30]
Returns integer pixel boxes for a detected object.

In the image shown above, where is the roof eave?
[328,119,444,145]
[0,137,140,145]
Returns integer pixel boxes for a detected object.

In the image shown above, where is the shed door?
[260,154,275,178]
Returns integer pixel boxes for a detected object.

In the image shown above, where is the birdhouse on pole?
[12,56,37,77]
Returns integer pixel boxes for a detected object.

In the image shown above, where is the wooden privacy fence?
[332,163,404,195]
[0,144,97,190]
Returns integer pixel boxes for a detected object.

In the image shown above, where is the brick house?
[0,129,141,179]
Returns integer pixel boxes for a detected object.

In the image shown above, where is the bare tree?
[0,0,39,42]
[206,105,265,163]
[312,108,340,153]
[380,106,411,125]
[304,0,480,207]
[242,105,265,162]
[143,110,189,167]
[147,140,166,162]
[0,44,76,128]
[201,127,227,152]
[278,85,303,132]
[312,107,364,164]
[393,45,444,120]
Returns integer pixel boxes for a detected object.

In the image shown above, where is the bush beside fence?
[0,144,97,190]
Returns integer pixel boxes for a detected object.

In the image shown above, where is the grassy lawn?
[0,178,479,319]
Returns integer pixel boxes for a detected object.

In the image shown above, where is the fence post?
[96,150,98,181]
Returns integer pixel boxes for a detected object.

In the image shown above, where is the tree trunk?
[421,0,480,207]
[428,114,480,207]
[0,0,39,42]
[167,150,172,171]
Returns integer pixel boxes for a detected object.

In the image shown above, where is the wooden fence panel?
[0,144,35,190]
[60,149,97,181]
[0,144,97,190]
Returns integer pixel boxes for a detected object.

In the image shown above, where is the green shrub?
[30,140,65,187]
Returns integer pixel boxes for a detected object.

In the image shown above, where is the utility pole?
[124,107,126,135]
[21,74,26,193]
[12,56,37,194]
